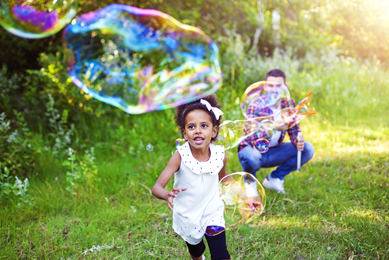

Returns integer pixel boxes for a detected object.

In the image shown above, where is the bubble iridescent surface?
[63,4,222,114]
[218,118,261,150]
[218,117,275,150]
[254,138,270,153]
[146,144,153,152]
[240,81,291,119]
[175,138,185,147]
[0,0,77,38]
[218,91,316,151]
[205,226,225,236]
[219,172,265,225]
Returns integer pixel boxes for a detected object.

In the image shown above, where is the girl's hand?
[251,200,263,211]
[166,187,187,211]
[243,197,263,213]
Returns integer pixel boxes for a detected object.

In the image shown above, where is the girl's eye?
[188,125,195,130]
[202,124,208,128]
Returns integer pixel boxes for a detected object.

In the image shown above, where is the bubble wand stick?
[297,132,302,173]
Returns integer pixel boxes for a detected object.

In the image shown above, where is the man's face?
[264,76,285,92]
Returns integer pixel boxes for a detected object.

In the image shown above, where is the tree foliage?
[1,0,389,75]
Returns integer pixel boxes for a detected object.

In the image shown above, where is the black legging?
[186,231,230,260]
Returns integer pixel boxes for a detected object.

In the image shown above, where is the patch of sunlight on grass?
[348,209,383,221]
[252,216,347,234]
[301,118,389,160]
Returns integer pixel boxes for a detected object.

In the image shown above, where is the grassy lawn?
[1,116,388,259]
[1,61,389,259]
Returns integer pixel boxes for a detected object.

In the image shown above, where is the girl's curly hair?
[175,94,222,143]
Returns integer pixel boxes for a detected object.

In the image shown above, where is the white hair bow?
[200,99,224,120]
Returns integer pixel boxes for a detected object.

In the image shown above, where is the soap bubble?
[218,118,260,150]
[175,138,185,147]
[218,92,316,151]
[146,144,153,152]
[240,81,292,119]
[219,172,265,225]
[205,226,225,236]
[254,138,270,153]
[63,4,222,114]
[218,117,274,150]
[0,0,77,38]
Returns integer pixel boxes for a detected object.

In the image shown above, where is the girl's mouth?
[194,137,204,145]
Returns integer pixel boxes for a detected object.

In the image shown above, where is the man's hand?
[295,134,304,151]
[166,187,187,210]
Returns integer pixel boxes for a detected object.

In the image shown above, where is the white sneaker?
[263,175,285,194]
[245,180,259,198]
[192,256,205,260]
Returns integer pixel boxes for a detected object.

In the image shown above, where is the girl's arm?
[218,156,244,197]
[152,152,187,210]
[218,154,233,182]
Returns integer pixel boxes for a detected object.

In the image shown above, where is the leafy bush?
[0,166,34,207]
[0,166,13,198]
[0,112,35,178]
[80,147,98,186]
[44,94,75,157]
[13,176,34,207]
[62,147,99,195]
[0,65,22,116]
[62,148,81,194]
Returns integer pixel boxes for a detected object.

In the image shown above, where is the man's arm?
[286,98,304,150]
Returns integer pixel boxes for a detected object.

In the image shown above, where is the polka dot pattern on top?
[177,142,224,175]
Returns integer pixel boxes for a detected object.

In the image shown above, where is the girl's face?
[183,109,218,150]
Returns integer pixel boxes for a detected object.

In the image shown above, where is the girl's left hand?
[244,197,263,213]
[166,188,187,210]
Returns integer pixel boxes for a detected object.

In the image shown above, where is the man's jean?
[238,142,315,180]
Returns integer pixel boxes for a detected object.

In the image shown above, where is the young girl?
[152,95,231,260]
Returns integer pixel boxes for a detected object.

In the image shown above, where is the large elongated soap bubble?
[218,92,316,151]
[219,172,265,226]
[63,4,222,114]
[0,0,77,38]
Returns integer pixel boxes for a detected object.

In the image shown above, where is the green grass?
[1,60,389,259]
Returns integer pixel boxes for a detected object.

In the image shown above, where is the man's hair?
[265,69,286,83]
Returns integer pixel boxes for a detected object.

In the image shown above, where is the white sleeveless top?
[172,142,226,245]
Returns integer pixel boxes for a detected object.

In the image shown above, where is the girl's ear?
[183,129,188,140]
[212,125,218,138]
